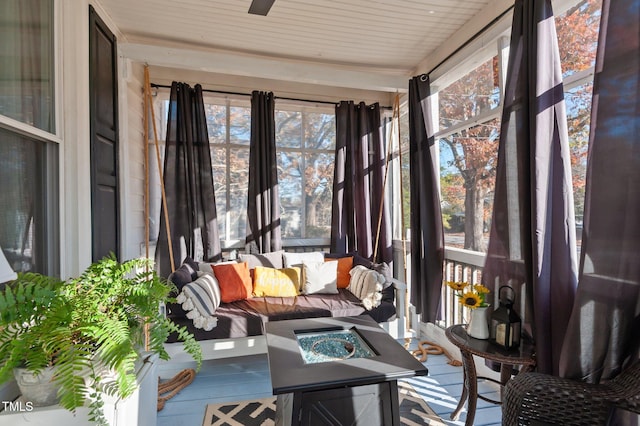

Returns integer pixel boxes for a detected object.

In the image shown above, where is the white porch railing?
[440,247,487,329]
[391,240,488,332]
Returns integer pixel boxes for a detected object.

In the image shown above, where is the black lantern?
[490,286,521,349]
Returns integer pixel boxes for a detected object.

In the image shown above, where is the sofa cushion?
[176,271,220,331]
[283,251,325,267]
[198,260,237,273]
[302,260,339,295]
[326,256,353,288]
[165,289,397,343]
[252,266,300,297]
[283,251,325,290]
[166,257,200,318]
[213,261,253,303]
[239,250,284,270]
[324,252,395,301]
[169,256,199,287]
[348,265,384,310]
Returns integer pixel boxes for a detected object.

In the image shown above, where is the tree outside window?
[275,106,335,239]
[434,0,601,254]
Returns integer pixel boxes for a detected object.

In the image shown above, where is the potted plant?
[0,255,202,424]
[0,272,65,406]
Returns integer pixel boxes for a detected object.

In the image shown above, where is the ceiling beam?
[119,42,408,93]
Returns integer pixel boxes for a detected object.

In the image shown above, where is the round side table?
[445,324,536,426]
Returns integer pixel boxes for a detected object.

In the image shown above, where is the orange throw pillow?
[212,262,252,303]
[326,256,353,288]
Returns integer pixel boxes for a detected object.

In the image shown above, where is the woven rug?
[202,380,444,426]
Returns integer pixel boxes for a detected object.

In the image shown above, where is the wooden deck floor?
[157,339,502,426]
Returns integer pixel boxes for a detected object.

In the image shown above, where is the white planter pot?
[4,354,158,426]
[13,366,59,407]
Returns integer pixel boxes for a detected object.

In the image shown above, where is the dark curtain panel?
[559,0,640,384]
[408,75,444,323]
[482,0,579,375]
[246,91,282,253]
[330,101,391,264]
[156,82,221,278]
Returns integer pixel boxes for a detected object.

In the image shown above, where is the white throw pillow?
[302,260,339,295]
[176,271,220,330]
[283,252,326,291]
[282,251,325,268]
[348,265,384,310]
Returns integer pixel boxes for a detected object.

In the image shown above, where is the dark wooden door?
[89,6,119,261]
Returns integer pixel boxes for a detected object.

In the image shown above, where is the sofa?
[164,250,406,347]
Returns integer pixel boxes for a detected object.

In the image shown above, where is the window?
[0,0,59,276]
[149,96,251,246]
[432,0,601,254]
[151,95,337,247]
[275,104,335,239]
[0,1,55,133]
[437,57,502,252]
[557,0,602,251]
[206,98,251,244]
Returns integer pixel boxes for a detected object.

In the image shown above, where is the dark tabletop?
[265,315,428,394]
[446,324,536,365]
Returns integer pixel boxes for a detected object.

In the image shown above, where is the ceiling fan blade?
[248,0,276,16]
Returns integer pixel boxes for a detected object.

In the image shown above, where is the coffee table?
[265,315,428,426]
[446,324,536,426]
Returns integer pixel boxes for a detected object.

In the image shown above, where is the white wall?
[120,60,147,261]
[60,0,92,278]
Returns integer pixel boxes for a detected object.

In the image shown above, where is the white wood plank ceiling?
[97,0,498,91]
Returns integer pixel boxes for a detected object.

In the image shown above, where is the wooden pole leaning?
[373,94,400,262]
[143,67,176,275]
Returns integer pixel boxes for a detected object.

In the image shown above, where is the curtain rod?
[150,83,392,109]
[424,4,515,77]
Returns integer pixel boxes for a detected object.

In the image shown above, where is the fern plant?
[0,255,202,425]
[0,273,65,382]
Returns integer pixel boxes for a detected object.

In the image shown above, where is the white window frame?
[0,0,61,276]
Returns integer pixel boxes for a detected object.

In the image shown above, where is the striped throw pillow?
[176,271,221,331]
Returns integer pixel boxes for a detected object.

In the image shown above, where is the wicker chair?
[502,361,640,425]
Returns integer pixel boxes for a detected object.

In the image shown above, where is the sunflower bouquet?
[446,281,491,309]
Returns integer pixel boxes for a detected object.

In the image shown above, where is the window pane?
[399,110,410,239]
[0,128,58,275]
[305,113,335,150]
[211,146,228,238]
[304,153,333,237]
[0,0,55,133]
[439,118,500,252]
[565,81,593,251]
[275,105,335,239]
[276,111,302,148]
[439,57,500,131]
[556,0,602,78]
[229,106,250,145]
[228,148,249,240]
[206,104,227,144]
[278,151,302,238]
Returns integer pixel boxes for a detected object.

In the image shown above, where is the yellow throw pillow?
[252,266,301,297]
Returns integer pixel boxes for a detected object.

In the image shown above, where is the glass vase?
[467,306,490,339]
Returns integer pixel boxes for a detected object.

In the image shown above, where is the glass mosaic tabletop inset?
[296,328,375,364]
